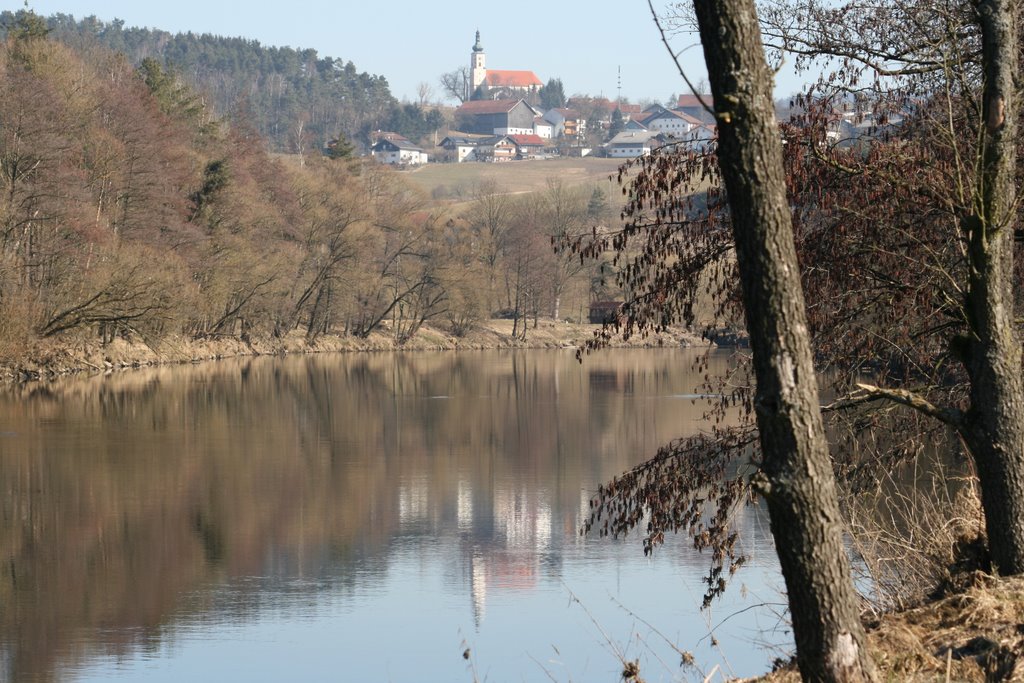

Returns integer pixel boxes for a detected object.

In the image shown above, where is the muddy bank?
[2,319,705,383]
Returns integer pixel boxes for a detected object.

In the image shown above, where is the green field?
[405,156,627,201]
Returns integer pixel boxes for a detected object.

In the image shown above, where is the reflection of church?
[464,483,555,627]
[469,31,542,100]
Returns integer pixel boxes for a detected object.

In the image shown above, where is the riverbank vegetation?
[578,0,1024,680]
[0,13,628,380]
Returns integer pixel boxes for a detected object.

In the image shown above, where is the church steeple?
[470,30,487,98]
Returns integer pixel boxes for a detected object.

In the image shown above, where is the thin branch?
[852,382,963,427]
[647,0,715,119]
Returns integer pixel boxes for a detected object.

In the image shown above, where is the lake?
[0,349,786,682]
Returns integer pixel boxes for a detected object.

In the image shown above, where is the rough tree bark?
[960,0,1024,575]
[691,0,876,679]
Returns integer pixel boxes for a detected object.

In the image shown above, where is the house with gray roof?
[370,138,428,165]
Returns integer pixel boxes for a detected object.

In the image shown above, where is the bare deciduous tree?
[439,66,470,104]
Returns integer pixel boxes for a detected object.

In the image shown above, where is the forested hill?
[0,10,443,151]
[0,14,612,371]
[0,14,463,360]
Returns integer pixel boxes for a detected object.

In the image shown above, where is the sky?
[22,0,810,105]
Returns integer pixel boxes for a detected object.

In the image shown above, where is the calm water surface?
[0,349,787,682]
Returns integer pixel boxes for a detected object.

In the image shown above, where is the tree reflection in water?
[0,349,779,682]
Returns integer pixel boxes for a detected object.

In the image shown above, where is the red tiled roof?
[618,103,643,114]
[677,94,714,108]
[508,134,545,146]
[456,99,523,115]
[484,70,543,88]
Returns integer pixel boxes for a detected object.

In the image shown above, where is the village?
[365,30,899,168]
[367,31,719,166]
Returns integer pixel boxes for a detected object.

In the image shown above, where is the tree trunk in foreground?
[961,0,1024,576]
[691,0,875,680]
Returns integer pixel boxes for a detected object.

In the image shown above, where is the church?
[468,31,543,100]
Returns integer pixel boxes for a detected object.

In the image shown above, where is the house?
[617,103,644,119]
[370,138,428,165]
[604,130,664,158]
[686,123,717,151]
[454,99,540,136]
[642,109,703,137]
[369,131,409,144]
[473,135,518,162]
[676,94,715,124]
[837,110,903,148]
[542,108,584,139]
[567,96,617,125]
[588,300,622,324]
[507,134,545,159]
[438,132,490,162]
[533,116,553,139]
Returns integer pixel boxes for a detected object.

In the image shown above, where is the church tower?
[470,30,486,99]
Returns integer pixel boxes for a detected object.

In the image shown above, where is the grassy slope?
[404,156,626,200]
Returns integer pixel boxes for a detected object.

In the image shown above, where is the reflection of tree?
[0,350,737,680]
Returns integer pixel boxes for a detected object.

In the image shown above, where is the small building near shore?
[588,300,622,324]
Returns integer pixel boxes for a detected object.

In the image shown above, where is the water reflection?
[0,349,783,682]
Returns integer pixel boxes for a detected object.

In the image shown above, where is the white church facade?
[468,31,543,100]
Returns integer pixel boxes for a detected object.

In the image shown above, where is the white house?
[686,123,716,151]
[438,132,490,162]
[605,130,663,158]
[370,138,428,165]
[642,109,702,138]
[473,135,518,162]
[533,116,554,139]
[542,108,584,139]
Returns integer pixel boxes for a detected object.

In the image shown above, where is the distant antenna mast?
[617,66,622,103]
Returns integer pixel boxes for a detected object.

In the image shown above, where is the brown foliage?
[0,28,515,356]
[572,0,1024,604]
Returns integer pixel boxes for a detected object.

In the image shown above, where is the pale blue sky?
[23,1,807,104]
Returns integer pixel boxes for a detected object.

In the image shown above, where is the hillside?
[0,10,445,152]
[0,15,628,375]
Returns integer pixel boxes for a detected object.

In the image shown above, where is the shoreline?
[2,318,707,384]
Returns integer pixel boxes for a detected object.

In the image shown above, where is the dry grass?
[844,459,985,614]
[754,464,1024,683]
[866,573,1024,681]
[755,573,1024,682]
[404,156,625,202]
